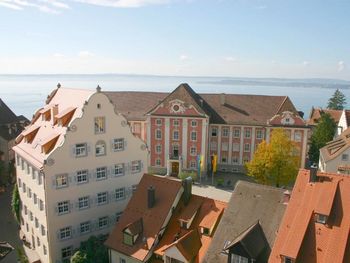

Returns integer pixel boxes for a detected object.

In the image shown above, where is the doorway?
[171,162,179,177]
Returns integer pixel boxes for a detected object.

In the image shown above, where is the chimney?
[57,83,61,89]
[183,177,192,205]
[220,93,225,105]
[283,190,291,205]
[298,111,304,118]
[96,85,101,93]
[309,165,318,183]
[148,186,155,208]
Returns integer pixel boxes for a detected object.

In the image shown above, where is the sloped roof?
[154,194,227,263]
[307,108,343,125]
[320,127,350,162]
[104,84,301,126]
[269,169,350,263]
[203,181,286,263]
[13,87,94,168]
[0,98,19,124]
[105,174,183,262]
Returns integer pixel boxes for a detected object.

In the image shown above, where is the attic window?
[41,109,51,121]
[97,103,101,109]
[316,214,327,224]
[283,257,294,263]
[342,154,349,161]
[202,227,210,236]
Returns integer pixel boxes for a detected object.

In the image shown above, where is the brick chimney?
[148,186,155,208]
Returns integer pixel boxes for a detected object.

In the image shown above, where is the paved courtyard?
[0,185,22,263]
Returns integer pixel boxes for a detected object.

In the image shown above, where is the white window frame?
[80,221,90,234]
[98,216,109,229]
[76,170,88,184]
[96,167,107,180]
[190,160,197,169]
[190,146,197,156]
[244,143,250,152]
[256,129,263,139]
[56,174,68,189]
[97,192,108,206]
[244,129,251,138]
[155,129,162,140]
[211,127,218,137]
[173,130,179,141]
[115,188,125,201]
[57,201,69,215]
[173,119,179,127]
[113,164,124,177]
[113,138,125,152]
[59,226,72,240]
[61,246,73,261]
[75,143,87,157]
[191,131,197,141]
[95,141,106,156]
[222,127,229,137]
[155,158,161,166]
[78,196,89,210]
[191,120,197,127]
[155,144,162,154]
[131,160,141,174]
[294,131,302,142]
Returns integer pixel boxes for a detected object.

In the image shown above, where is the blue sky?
[1,0,350,79]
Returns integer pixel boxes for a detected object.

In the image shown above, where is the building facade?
[13,87,148,263]
[105,84,310,178]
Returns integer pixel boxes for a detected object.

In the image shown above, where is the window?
[156,119,162,126]
[31,169,36,180]
[115,188,125,201]
[41,225,46,236]
[98,216,109,229]
[191,131,197,141]
[190,160,196,169]
[316,214,327,224]
[113,138,125,151]
[18,178,22,188]
[115,212,123,222]
[155,158,161,166]
[191,120,197,127]
[244,129,251,138]
[244,143,250,152]
[95,141,106,156]
[27,188,32,198]
[97,192,108,205]
[33,194,37,205]
[38,172,42,185]
[75,143,87,157]
[76,170,88,184]
[173,119,179,127]
[155,144,162,154]
[39,200,44,211]
[29,211,33,221]
[61,246,73,261]
[222,127,229,137]
[43,245,47,255]
[156,129,162,140]
[78,196,89,210]
[342,154,349,161]
[113,164,124,177]
[35,218,39,228]
[57,201,70,215]
[233,128,240,138]
[190,146,197,156]
[203,227,210,235]
[131,160,141,173]
[256,129,263,139]
[231,254,249,263]
[24,205,28,215]
[96,167,107,180]
[132,185,137,194]
[120,258,126,263]
[173,130,179,140]
[210,141,217,151]
[243,156,250,163]
[283,257,293,263]
[80,221,90,234]
[23,183,26,193]
[36,237,41,247]
[221,156,227,163]
[59,226,72,240]
[56,174,68,188]
[222,142,229,151]
[294,131,301,142]
[94,117,105,134]
[232,156,239,164]
[27,164,30,174]
[232,143,240,152]
[211,127,218,137]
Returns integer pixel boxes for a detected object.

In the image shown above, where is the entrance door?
[171,162,179,177]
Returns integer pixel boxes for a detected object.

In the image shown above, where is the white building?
[13,86,148,263]
[319,128,350,174]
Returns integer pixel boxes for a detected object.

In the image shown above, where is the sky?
[0,0,350,79]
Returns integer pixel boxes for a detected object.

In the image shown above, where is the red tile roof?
[269,169,350,263]
[105,174,183,262]
[153,195,227,263]
[319,128,350,162]
[307,108,343,125]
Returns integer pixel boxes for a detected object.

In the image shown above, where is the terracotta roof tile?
[269,169,350,263]
[105,174,183,262]
[307,108,343,125]
[320,128,350,162]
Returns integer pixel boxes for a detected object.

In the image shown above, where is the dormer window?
[316,214,327,224]
[283,256,294,263]
[342,154,349,161]
[123,218,143,246]
[202,227,210,236]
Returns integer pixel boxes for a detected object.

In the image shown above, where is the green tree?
[309,112,337,164]
[71,235,108,263]
[246,128,300,187]
[327,89,346,110]
[12,183,20,224]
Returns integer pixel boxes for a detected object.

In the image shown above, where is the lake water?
[0,74,349,119]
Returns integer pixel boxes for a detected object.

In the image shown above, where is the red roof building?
[269,169,350,263]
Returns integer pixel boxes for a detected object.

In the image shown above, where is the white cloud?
[72,0,169,8]
[53,53,65,57]
[302,61,310,66]
[338,61,345,72]
[0,0,67,13]
[0,1,23,10]
[78,50,95,58]
[225,56,237,62]
[179,54,189,61]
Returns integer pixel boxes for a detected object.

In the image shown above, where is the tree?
[12,183,20,224]
[71,235,108,263]
[327,89,346,110]
[246,128,300,187]
[309,112,337,164]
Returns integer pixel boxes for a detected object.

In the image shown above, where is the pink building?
[106,83,310,178]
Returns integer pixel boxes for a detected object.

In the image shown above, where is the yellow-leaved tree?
[246,128,300,187]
